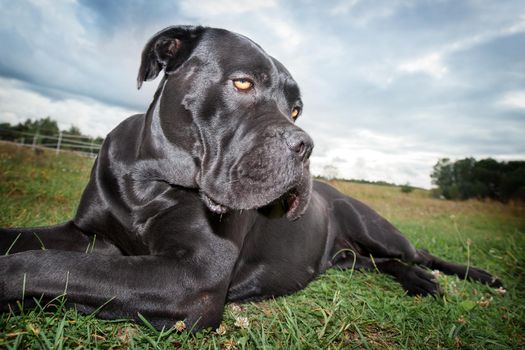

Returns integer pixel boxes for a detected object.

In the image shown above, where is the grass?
[1,141,524,349]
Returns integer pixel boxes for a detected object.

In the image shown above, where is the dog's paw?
[467,266,503,288]
[399,266,443,297]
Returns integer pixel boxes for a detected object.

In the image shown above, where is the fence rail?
[0,127,103,157]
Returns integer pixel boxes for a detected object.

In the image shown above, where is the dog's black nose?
[286,130,313,161]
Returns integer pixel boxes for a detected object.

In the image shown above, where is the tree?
[431,157,525,202]
[0,122,17,141]
[0,117,105,154]
[431,158,454,199]
[66,125,82,136]
[16,116,60,136]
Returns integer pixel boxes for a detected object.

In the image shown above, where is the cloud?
[309,134,440,188]
[398,53,448,79]
[329,0,361,16]
[258,15,304,53]
[498,91,525,110]
[0,1,161,111]
[0,78,138,137]
[179,0,277,16]
[397,17,525,80]
[0,0,523,189]
[328,0,414,26]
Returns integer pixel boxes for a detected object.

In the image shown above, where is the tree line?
[2,118,523,202]
[0,117,104,154]
[431,158,525,202]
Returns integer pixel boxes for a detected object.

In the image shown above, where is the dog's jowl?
[0,26,502,331]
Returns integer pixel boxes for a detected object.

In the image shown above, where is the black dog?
[0,26,501,330]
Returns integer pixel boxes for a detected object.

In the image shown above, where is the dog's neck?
[136,77,200,189]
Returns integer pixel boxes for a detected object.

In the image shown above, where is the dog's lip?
[201,163,309,217]
[201,192,229,214]
[200,185,301,217]
[279,188,301,220]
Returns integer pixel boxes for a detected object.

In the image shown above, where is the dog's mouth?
[201,192,229,215]
[284,189,300,215]
[277,188,302,220]
[201,186,305,221]
[255,187,301,220]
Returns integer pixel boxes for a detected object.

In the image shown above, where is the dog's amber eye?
[233,79,254,91]
[291,107,301,120]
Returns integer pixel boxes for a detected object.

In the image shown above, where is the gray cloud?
[0,0,523,188]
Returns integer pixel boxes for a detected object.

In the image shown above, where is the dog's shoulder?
[107,113,146,139]
[99,113,146,158]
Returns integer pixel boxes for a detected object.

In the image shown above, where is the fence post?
[32,131,39,150]
[56,130,63,155]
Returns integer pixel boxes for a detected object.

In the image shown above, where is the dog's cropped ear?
[137,25,206,89]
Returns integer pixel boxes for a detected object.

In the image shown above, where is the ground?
[1,142,524,349]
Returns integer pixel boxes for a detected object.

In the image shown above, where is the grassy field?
[1,141,524,349]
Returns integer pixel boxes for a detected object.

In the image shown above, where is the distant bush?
[400,183,413,193]
[431,157,525,202]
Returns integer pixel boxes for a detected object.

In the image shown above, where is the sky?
[0,0,524,188]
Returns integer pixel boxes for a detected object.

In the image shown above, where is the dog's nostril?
[287,137,312,161]
[294,141,306,156]
[283,129,313,161]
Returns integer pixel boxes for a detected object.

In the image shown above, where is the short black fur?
[0,26,502,331]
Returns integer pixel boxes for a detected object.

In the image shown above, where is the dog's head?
[138,26,313,220]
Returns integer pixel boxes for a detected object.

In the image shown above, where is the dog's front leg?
[0,228,240,330]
